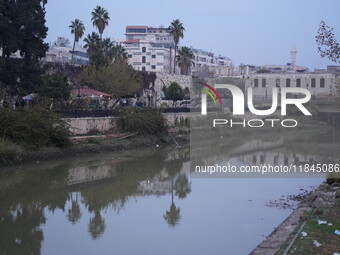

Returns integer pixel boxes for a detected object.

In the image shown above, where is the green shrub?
[0,138,24,161]
[0,107,70,150]
[116,108,167,135]
[87,138,100,144]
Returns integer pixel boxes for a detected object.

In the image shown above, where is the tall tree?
[168,19,185,74]
[83,32,104,66]
[0,0,49,95]
[176,46,194,75]
[112,44,128,62]
[316,21,340,63]
[91,6,110,39]
[165,82,184,106]
[69,19,85,61]
[80,60,141,99]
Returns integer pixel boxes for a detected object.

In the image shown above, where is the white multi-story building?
[122,26,175,73]
[245,72,337,99]
[42,37,89,65]
[122,39,171,73]
[125,26,175,48]
[190,48,232,68]
[190,48,232,77]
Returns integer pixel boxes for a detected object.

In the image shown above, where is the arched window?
[296,78,301,87]
[286,79,290,87]
[320,78,325,88]
[262,79,266,88]
[275,78,280,87]
[311,78,316,88]
[254,79,258,87]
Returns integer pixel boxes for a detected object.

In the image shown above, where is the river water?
[0,141,326,255]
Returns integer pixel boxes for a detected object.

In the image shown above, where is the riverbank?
[0,128,190,167]
[251,180,340,255]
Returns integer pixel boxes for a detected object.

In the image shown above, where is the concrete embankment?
[250,181,339,255]
[0,131,189,167]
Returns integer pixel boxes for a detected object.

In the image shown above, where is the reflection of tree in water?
[67,192,82,224]
[163,157,191,227]
[88,210,106,240]
[163,201,181,227]
[0,148,192,250]
[0,205,45,255]
[174,174,191,199]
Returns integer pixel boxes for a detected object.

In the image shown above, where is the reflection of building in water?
[137,174,172,196]
[238,149,321,166]
[136,167,190,196]
[67,163,114,185]
[231,139,283,155]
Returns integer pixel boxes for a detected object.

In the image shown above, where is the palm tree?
[163,178,181,227]
[102,38,114,62]
[91,6,110,39]
[112,44,128,62]
[176,46,194,75]
[83,32,101,56]
[88,211,106,240]
[174,174,191,199]
[69,19,85,61]
[168,19,185,74]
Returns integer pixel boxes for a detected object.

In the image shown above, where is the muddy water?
[0,143,326,255]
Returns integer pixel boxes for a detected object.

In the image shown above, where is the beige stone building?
[245,72,337,99]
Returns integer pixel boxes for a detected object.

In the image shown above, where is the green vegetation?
[0,0,49,95]
[38,74,71,101]
[165,82,185,106]
[0,107,70,150]
[80,60,141,98]
[69,19,86,61]
[91,6,110,39]
[168,19,185,74]
[116,109,167,135]
[177,46,194,75]
[278,207,340,255]
[0,138,24,163]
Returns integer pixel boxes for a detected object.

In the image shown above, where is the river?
[0,140,327,255]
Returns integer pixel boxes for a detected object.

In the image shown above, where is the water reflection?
[0,147,191,254]
[191,127,340,177]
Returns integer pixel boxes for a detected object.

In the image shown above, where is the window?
[262,79,266,88]
[252,155,257,164]
[311,78,316,88]
[151,54,156,58]
[151,65,156,69]
[128,54,132,58]
[260,155,265,164]
[275,78,280,87]
[296,78,301,87]
[286,79,290,87]
[254,79,258,88]
[142,56,146,63]
[142,67,146,71]
[142,47,146,53]
[320,78,325,88]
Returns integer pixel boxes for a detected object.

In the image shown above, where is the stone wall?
[64,112,199,135]
[64,117,115,135]
[155,73,192,91]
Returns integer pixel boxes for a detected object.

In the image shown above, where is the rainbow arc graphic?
[199,83,223,105]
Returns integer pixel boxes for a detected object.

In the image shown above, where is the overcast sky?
[45,0,339,70]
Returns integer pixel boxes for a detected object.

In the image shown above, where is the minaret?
[290,45,297,66]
